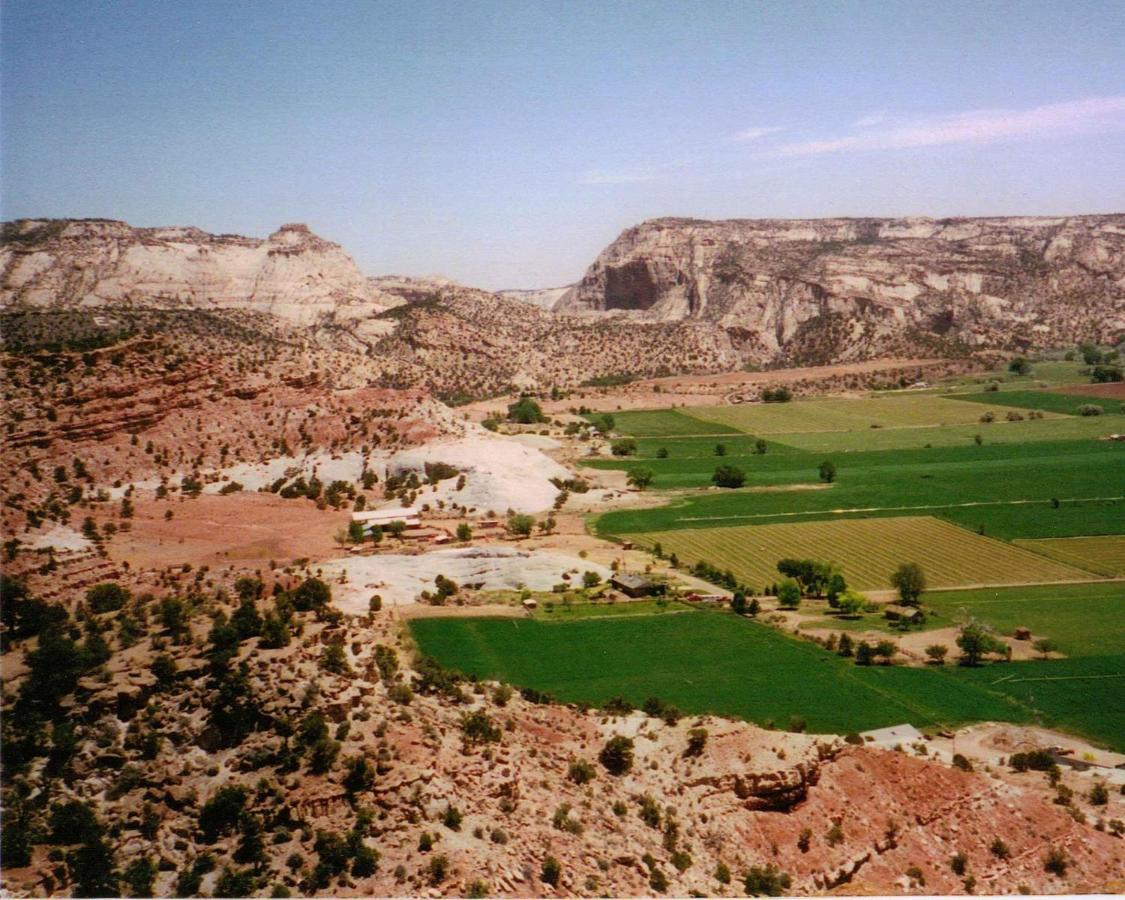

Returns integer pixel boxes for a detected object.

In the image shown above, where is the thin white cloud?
[853,111,887,128]
[577,160,689,185]
[731,125,785,142]
[776,96,1125,157]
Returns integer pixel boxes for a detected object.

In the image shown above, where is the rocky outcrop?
[497,285,572,310]
[369,284,739,396]
[0,219,401,327]
[558,215,1125,363]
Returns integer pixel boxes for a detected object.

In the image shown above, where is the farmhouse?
[884,604,924,624]
[610,574,656,598]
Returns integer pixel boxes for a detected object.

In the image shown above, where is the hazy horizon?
[3,0,1125,289]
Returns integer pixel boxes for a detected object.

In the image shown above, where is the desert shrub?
[684,727,708,757]
[428,855,449,885]
[460,710,501,745]
[638,795,662,829]
[441,805,462,831]
[1044,847,1068,876]
[199,786,248,843]
[743,863,791,896]
[568,758,596,784]
[540,856,561,886]
[599,735,634,775]
[552,803,583,835]
[86,582,130,614]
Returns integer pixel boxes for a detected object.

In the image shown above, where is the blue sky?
[3,0,1124,288]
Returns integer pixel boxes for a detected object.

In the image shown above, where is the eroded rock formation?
[558,215,1125,364]
[0,219,400,327]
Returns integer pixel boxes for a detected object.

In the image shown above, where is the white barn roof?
[352,507,419,524]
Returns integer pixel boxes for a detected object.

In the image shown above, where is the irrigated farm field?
[591,439,1125,536]
[766,414,1120,452]
[949,388,1125,417]
[410,610,1125,749]
[601,408,740,436]
[549,383,1125,750]
[685,394,1057,434]
[627,516,1094,590]
[1015,535,1125,577]
[801,581,1125,654]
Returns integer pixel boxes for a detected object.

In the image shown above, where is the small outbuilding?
[522,598,538,610]
[884,604,924,624]
[610,574,655,598]
[1014,626,1032,641]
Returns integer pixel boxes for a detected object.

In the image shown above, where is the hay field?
[1015,535,1125,577]
[628,516,1095,590]
[684,394,1056,435]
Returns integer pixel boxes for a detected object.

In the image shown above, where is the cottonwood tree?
[627,467,655,490]
[956,622,1007,666]
[711,464,746,488]
[777,578,801,609]
[890,562,926,605]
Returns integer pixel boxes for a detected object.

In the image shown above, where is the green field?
[592,440,1125,537]
[803,581,1125,654]
[686,394,1056,434]
[1015,535,1125,577]
[766,414,1121,452]
[625,434,805,458]
[435,384,1125,752]
[627,516,1094,590]
[936,498,1125,540]
[596,408,740,436]
[949,389,1125,417]
[410,610,1125,749]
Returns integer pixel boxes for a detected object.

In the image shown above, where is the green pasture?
[803,581,1125,656]
[922,581,1125,656]
[595,408,740,437]
[685,394,1054,434]
[593,441,1125,536]
[765,415,1121,452]
[931,497,1125,539]
[626,435,805,458]
[410,610,1125,749]
[949,389,1125,417]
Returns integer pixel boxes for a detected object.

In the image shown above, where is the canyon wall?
[558,215,1125,363]
[0,219,400,326]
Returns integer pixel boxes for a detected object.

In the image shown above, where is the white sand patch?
[108,450,380,498]
[506,433,562,450]
[322,547,611,613]
[19,524,92,553]
[201,450,372,493]
[387,436,571,514]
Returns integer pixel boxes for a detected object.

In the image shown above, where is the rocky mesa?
[557,215,1125,364]
[0,219,401,328]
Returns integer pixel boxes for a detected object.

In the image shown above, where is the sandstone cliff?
[0,219,401,327]
[558,215,1125,364]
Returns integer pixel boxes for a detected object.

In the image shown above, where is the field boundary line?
[991,673,1125,685]
[676,495,1125,523]
[924,577,1125,595]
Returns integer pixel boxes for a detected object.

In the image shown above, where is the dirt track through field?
[677,494,1125,523]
